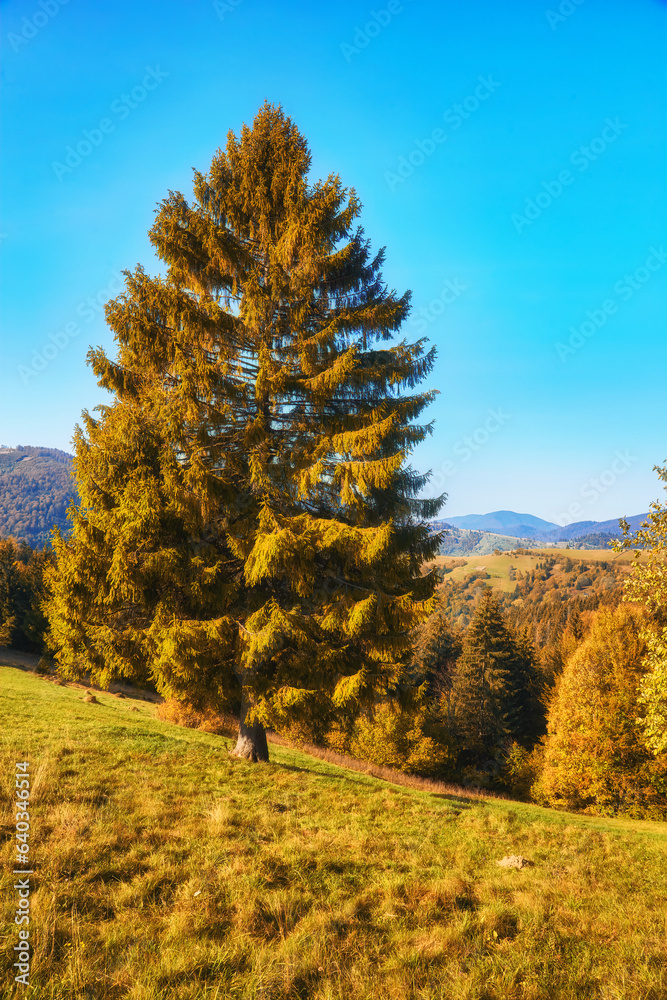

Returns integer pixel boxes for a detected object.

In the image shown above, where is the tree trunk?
[230,695,269,762]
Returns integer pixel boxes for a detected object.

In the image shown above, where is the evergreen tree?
[451,590,542,760]
[44,103,444,762]
[503,624,545,748]
[451,590,516,759]
[410,591,462,699]
[0,539,50,651]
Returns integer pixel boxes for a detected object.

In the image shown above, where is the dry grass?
[266,731,501,801]
[1,662,666,1000]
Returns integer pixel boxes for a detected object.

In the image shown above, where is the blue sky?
[1,0,665,523]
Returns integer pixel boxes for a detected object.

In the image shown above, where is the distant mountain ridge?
[443,510,558,538]
[431,509,650,544]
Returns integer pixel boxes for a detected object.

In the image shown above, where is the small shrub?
[346,704,455,779]
[324,722,353,755]
[503,741,543,800]
[156,698,237,736]
[459,762,497,788]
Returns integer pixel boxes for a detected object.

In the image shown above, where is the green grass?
[2,664,666,999]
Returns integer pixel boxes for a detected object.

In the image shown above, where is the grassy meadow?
[2,662,667,1000]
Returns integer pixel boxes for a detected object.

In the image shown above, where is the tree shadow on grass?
[276,761,392,790]
[431,793,477,808]
[273,762,489,812]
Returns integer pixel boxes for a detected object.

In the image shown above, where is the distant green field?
[430,547,640,595]
[1,663,666,999]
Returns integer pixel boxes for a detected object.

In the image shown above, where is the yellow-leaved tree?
[616,464,667,755]
[534,604,667,817]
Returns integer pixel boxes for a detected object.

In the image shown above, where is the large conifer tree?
[45,103,443,761]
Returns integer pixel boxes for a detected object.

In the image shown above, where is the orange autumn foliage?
[534,605,667,817]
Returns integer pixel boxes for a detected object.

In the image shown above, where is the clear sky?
[1,0,665,524]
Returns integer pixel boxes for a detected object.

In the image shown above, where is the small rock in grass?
[496,855,532,870]
[83,693,98,704]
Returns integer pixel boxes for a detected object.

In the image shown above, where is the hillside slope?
[428,547,644,636]
[1,661,666,999]
[0,446,76,548]
[436,525,540,556]
[433,546,637,597]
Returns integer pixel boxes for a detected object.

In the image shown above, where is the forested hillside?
[0,446,76,548]
[437,525,540,555]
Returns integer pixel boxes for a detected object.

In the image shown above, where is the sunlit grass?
[1,663,666,999]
